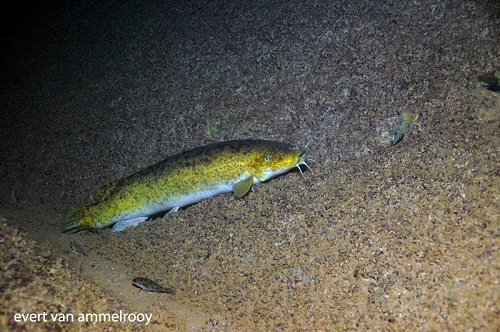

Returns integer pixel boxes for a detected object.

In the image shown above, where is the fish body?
[65,139,308,232]
[69,241,87,256]
[132,277,174,294]
[391,112,418,145]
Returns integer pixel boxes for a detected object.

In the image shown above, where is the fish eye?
[264,155,270,162]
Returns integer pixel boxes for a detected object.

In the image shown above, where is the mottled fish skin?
[132,277,174,294]
[64,139,307,232]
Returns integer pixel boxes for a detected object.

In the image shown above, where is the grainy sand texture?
[1,0,499,330]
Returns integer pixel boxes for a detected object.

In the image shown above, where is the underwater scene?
[1,0,498,330]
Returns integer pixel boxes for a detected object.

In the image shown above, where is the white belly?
[109,177,249,232]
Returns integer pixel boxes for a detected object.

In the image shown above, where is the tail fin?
[63,207,90,233]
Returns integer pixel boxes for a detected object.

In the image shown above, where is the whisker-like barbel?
[296,164,304,177]
[305,156,318,163]
[302,161,313,173]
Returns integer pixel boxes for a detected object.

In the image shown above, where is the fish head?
[250,141,305,182]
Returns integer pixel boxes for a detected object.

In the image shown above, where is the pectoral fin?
[233,177,253,198]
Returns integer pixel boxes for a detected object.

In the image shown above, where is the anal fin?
[161,207,180,221]
[112,217,149,232]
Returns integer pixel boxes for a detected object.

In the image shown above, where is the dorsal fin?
[95,181,118,201]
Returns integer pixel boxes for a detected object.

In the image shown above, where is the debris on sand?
[390,112,418,146]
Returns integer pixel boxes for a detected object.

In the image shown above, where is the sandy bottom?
[1,0,499,330]
[2,88,498,330]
